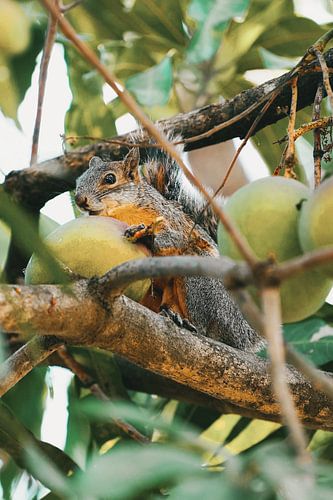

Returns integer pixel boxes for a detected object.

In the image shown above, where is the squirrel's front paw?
[160,306,197,333]
[124,223,148,242]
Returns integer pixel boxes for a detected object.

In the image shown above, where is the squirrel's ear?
[124,147,140,179]
[89,156,103,168]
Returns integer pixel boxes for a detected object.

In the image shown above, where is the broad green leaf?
[126,56,173,107]
[224,419,281,456]
[64,46,117,138]
[0,401,76,496]
[201,414,241,446]
[187,0,250,64]
[256,17,327,57]
[258,47,298,70]
[214,0,293,83]
[283,317,333,366]
[75,443,201,498]
[2,367,47,436]
[0,220,10,271]
[309,430,333,461]
[64,378,91,468]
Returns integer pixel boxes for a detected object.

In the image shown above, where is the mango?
[25,216,151,302]
[217,177,332,323]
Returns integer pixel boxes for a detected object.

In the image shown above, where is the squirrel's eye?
[103,173,116,185]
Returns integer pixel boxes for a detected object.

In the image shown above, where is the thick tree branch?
[4,52,333,210]
[1,281,333,431]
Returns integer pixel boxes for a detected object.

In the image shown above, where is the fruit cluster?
[218,176,333,323]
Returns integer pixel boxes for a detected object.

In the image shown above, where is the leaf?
[64,45,117,138]
[2,367,47,436]
[256,16,327,57]
[283,317,333,366]
[0,220,10,271]
[74,443,201,498]
[214,0,293,83]
[186,0,250,64]
[0,188,68,284]
[64,378,91,468]
[258,47,298,70]
[126,56,173,107]
[0,401,76,496]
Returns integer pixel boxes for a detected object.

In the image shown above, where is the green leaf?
[0,220,10,272]
[256,16,327,57]
[0,401,76,496]
[126,56,173,106]
[74,443,201,498]
[2,367,47,436]
[64,378,91,468]
[64,45,117,138]
[187,0,250,64]
[0,189,68,284]
[283,317,333,366]
[214,0,293,83]
[258,47,298,69]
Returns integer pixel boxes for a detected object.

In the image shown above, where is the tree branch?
[4,53,333,210]
[1,281,333,430]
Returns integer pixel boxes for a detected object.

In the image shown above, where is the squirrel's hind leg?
[160,279,197,333]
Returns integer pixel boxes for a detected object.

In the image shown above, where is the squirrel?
[75,140,264,352]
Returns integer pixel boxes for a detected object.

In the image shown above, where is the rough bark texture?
[4,49,333,210]
[1,282,333,430]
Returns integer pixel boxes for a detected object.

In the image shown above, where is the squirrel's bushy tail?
[131,130,219,241]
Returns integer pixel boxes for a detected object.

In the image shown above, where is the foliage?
[1,0,333,498]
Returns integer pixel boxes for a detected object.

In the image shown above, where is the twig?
[285,344,333,401]
[276,117,333,144]
[190,90,279,235]
[57,346,150,444]
[91,255,252,300]
[0,336,63,396]
[312,84,324,187]
[313,47,333,111]
[30,1,59,166]
[60,0,83,12]
[41,0,258,268]
[261,287,310,464]
[274,245,333,281]
[284,77,299,179]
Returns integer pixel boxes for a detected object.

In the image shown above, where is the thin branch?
[312,84,324,187]
[59,0,83,12]
[285,344,333,401]
[57,346,150,444]
[41,0,258,268]
[313,47,333,111]
[261,287,310,464]
[192,89,278,228]
[283,76,299,179]
[0,336,63,396]
[274,245,333,281]
[92,255,252,300]
[30,1,59,166]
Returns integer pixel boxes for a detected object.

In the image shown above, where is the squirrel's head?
[75,148,141,215]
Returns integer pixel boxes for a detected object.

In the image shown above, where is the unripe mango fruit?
[25,216,151,302]
[298,176,333,276]
[0,0,31,55]
[217,177,332,323]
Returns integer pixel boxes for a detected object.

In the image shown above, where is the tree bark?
[1,281,333,431]
[4,49,333,210]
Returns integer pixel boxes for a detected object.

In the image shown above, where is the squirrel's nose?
[75,193,89,209]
